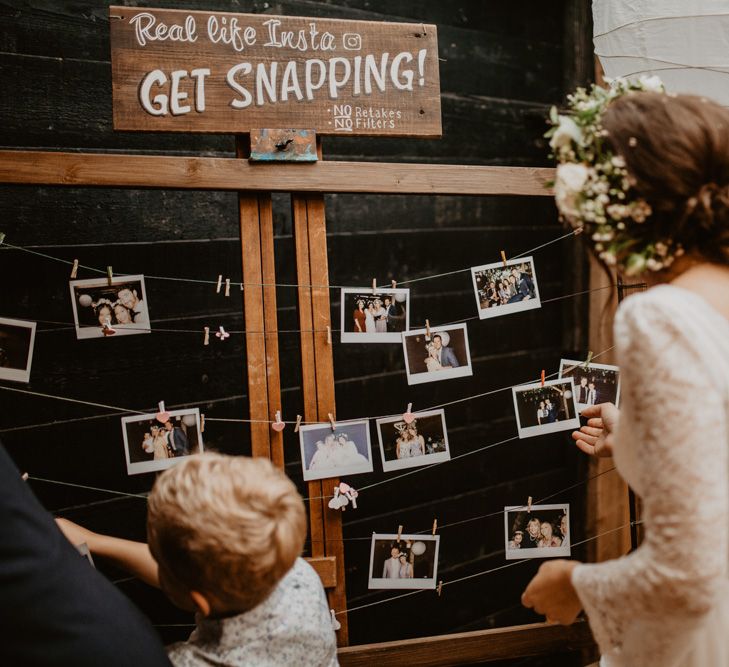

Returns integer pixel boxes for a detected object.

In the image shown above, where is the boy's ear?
[190,590,211,617]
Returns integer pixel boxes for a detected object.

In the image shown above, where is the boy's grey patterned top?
[167,558,338,666]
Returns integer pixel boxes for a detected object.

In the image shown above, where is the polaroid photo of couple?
[340,288,410,343]
[504,503,571,559]
[121,408,204,475]
[0,316,36,383]
[559,359,621,412]
[471,256,541,320]
[376,409,450,472]
[368,533,440,590]
[299,420,374,482]
[70,275,150,339]
[402,323,473,386]
[512,378,581,439]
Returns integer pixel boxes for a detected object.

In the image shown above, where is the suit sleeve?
[0,442,171,667]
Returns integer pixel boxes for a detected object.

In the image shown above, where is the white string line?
[0,345,614,435]
[27,476,148,500]
[0,227,581,291]
[337,520,643,617]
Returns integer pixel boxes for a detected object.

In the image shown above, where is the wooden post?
[236,136,284,467]
[292,144,349,644]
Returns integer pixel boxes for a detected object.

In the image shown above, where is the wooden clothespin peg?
[372,278,378,294]
[574,226,585,236]
[397,524,403,542]
[501,250,507,267]
[106,266,113,286]
[583,351,593,370]
[156,401,170,423]
[240,282,244,291]
[403,402,415,424]
[216,274,223,294]
[21,472,28,481]
[70,259,79,279]
[328,413,336,430]
[527,496,533,513]
[326,325,332,345]
[437,580,443,596]
[330,609,342,631]
[425,319,431,339]
[0,232,5,245]
[432,518,438,535]
[200,414,205,433]
[391,280,397,289]
[294,414,303,433]
[540,370,546,387]
[224,278,231,297]
[203,326,210,346]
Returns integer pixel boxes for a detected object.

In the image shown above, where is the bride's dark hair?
[602,92,729,266]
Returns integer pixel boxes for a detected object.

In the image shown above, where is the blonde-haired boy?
[57,453,338,666]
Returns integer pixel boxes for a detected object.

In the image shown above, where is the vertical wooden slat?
[292,188,349,646]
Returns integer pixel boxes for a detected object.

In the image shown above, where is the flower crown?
[547,75,684,275]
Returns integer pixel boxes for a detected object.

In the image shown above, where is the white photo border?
[511,377,580,439]
[69,274,151,340]
[558,358,621,412]
[0,316,36,383]
[368,532,440,590]
[471,255,542,320]
[504,503,571,559]
[121,408,203,476]
[299,419,374,482]
[376,409,451,472]
[340,287,411,344]
[401,323,474,386]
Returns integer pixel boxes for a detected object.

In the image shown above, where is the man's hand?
[572,402,620,458]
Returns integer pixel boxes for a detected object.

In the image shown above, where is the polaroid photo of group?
[0,316,36,383]
[121,408,203,475]
[376,409,451,472]
[368,533,440,589]
[512,378,580,439]
[402,323,473,386]
[69,275,150,340]
[340,287,410,343]
[471,256,541,320]
[299,420,374,481]
[504,504,571,559]
[559,359,621,412]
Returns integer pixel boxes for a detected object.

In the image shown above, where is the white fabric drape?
[593,0,729,105]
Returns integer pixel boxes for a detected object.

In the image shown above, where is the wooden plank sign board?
[109,6,441,137]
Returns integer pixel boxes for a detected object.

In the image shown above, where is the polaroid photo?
[402,323,473,386]
[559,359,621,412]
[504,503,571,559]
[121,408,203,476]
[340,287,410,343]
[368,533,440,590]
[0,317,36,383]
[299,420,373,481]
[70,275,151,340]
[471,256,541,320]
[512,377,580,439]
[376,409,450,472]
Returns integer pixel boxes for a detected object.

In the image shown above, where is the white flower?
[599,250,617,266]
[554,163,590,219]
[654,242,668,257]
[646,258,664,272]
[550,116,583,151]
[624,254,647,276]
[639,75,664,93]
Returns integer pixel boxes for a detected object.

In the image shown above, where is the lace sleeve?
[571,293,728,655]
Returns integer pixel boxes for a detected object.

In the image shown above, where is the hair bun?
[684,182,729,232]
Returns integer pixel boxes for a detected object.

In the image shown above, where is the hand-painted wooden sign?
[109,6,442,137]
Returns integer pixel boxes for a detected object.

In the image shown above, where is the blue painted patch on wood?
[249,129,318,162]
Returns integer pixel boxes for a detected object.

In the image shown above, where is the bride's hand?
[572,402,620,458]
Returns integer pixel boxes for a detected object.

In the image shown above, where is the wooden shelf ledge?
[337,620,594,666]
[0,150,553,196]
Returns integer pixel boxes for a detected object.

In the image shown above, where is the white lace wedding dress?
[572,285,729,667]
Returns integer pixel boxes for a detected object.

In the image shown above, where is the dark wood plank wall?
[0,1,594,664]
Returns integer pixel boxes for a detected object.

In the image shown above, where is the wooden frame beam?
[0,150,553,196]
[337,621,594,666]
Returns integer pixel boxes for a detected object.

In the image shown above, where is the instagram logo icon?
[342,32,362,50]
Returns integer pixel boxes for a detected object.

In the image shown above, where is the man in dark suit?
[431,334,460,368]
[544,399,558,423]
[577,377,590,404]
[164,420,189,457]
[0,442,171,667]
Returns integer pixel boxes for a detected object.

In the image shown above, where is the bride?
[521,80,729,667]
